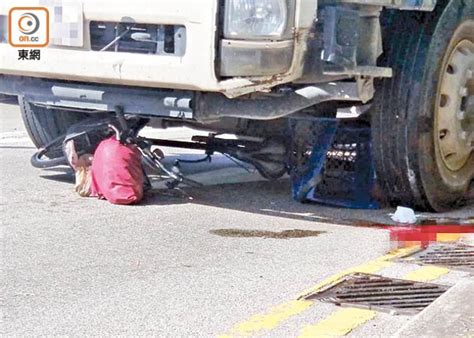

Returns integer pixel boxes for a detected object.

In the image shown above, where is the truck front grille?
[90,21,186,56]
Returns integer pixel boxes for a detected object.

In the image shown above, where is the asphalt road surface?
[1,97,473,336]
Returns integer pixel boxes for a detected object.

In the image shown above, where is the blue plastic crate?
[291,119,380,209]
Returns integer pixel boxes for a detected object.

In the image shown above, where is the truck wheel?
[372,0,474,211]
[19,96,90,148]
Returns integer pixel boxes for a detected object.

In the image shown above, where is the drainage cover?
[304,273,450,315]
[402,244,474,272]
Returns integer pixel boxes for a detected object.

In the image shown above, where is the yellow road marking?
[436,233,461,243]
[221,300,313,337]
[299,308,376,338]
[297,258,451,337]
[404,265,450,282]
[220,246,418,337]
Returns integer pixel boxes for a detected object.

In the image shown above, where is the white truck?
[0,0,472,211]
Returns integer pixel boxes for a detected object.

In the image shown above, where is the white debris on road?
[391,206,418,224]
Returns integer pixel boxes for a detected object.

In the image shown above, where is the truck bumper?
[0,75,365,122]
[0,75,194,119]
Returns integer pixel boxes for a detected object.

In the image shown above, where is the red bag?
[91,137,144,205]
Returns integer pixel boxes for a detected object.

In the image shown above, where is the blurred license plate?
[46,1,84,47]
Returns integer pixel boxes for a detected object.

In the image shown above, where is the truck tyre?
[19,96,90,148]
[372,0,474,211]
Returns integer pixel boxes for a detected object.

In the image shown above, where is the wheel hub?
[436,39,474,172]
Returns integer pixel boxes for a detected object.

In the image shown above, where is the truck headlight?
[224,0,292,40]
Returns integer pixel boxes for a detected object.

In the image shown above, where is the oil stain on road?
[210,229,326,239]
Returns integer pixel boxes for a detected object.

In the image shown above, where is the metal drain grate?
[402,244,474,272]
[304,273,450,315]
